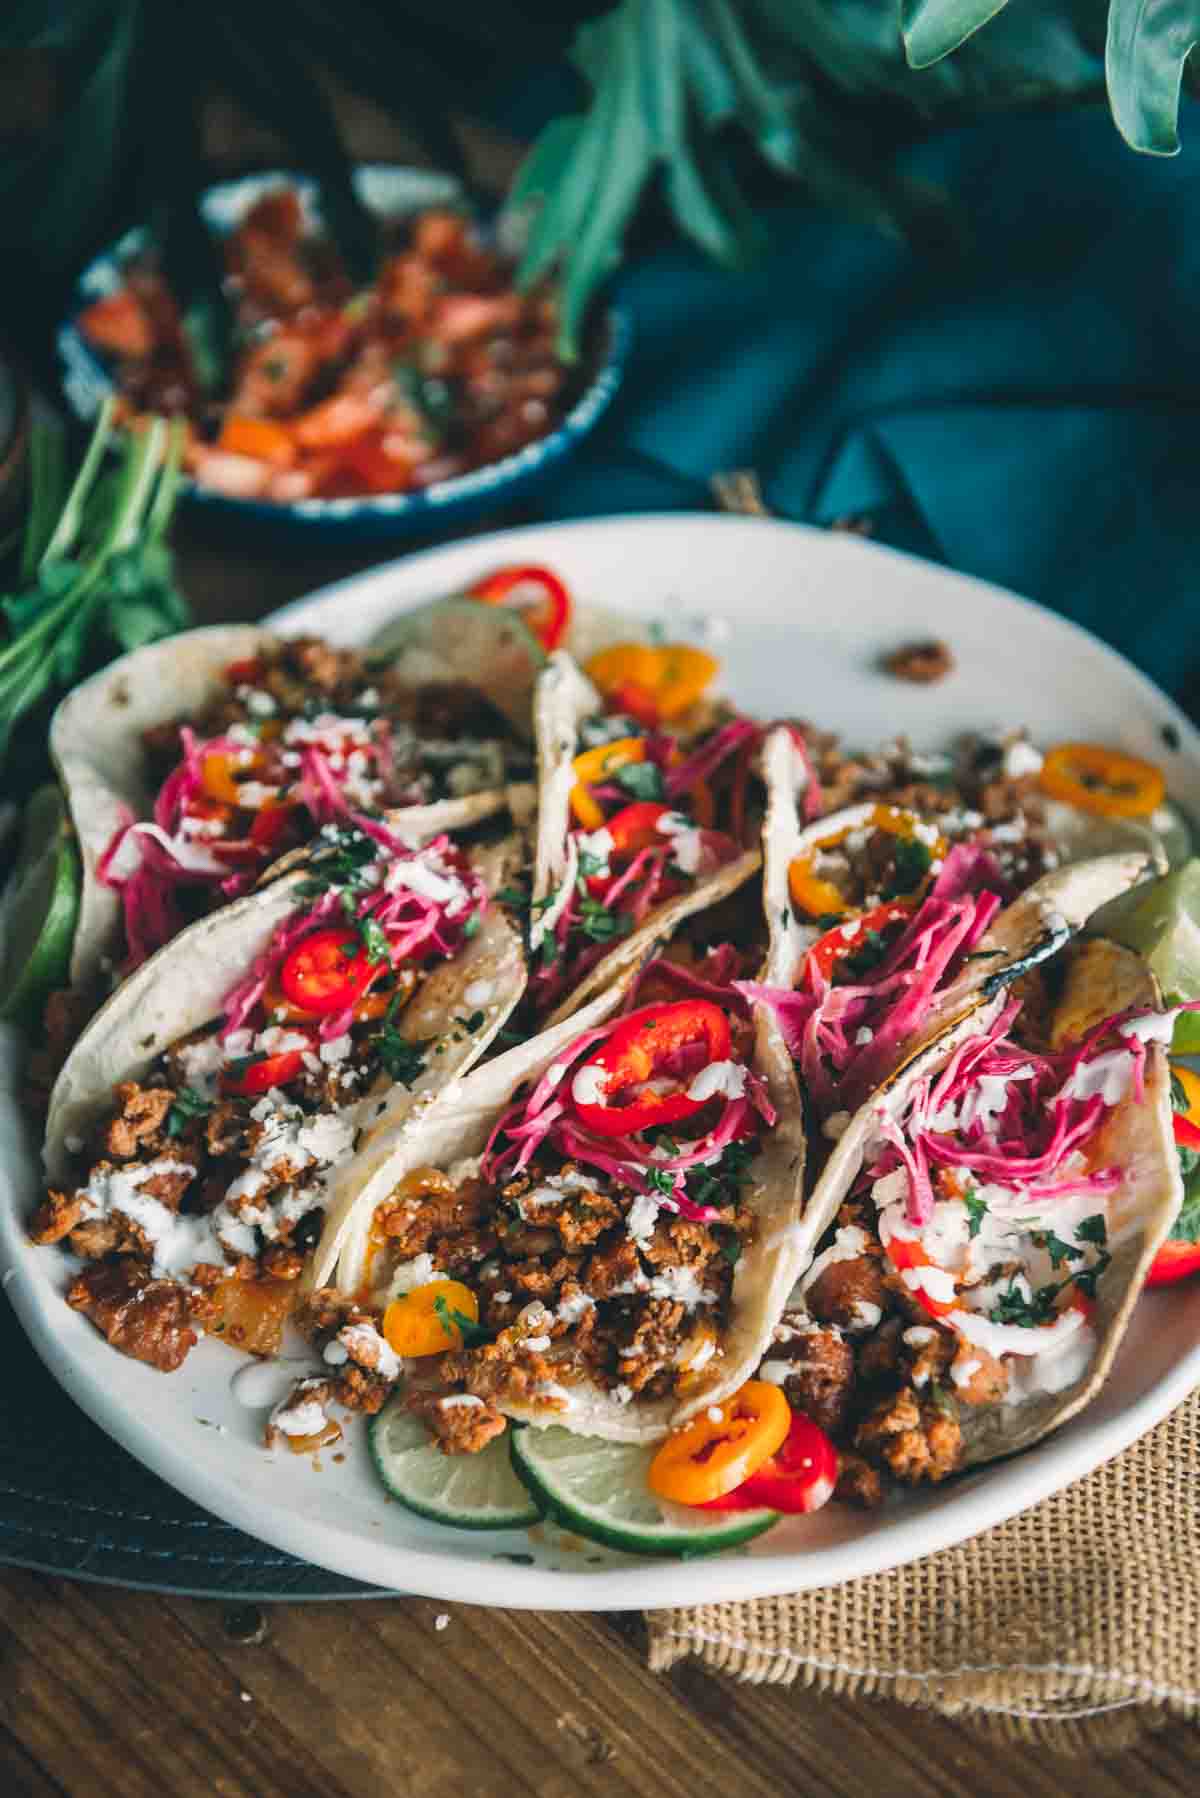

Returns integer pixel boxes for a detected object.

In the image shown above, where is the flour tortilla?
[314,939,823,1445]
[531,651,760,1028]
[760,723,1154,1087]
[796,934,1180,1467]
[51,625,524,991]
[43,838,527,1186]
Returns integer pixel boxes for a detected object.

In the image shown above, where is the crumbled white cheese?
[1003,740,1043,780]
[387,1253,439,1297]
[323,1319,401,1381]
[900,1264,958,1306]
[758,1359,793,1386]
[686,1060,747,1104]
[625,1192,660,1248]
[657,811,704,875]
[574,826,614,876]
[571,1064,610,1107]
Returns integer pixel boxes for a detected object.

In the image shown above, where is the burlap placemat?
[647,1387,1200,1752]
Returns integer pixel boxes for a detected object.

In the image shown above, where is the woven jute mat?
[646,1386,1200,1753]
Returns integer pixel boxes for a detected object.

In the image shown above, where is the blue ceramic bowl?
[57,166,628,540]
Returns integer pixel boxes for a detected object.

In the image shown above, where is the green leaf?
[901,0,1013,70]
[1106,0,1200,153]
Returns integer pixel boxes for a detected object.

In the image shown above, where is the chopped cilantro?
[686,1138,756,1211]
[1076,1213,1108,1248]
[989,1279,1056,1327]
[577,849,609,881]
[841,929,887,978]
[577,895,633,945]
[645,1168,679,1198]
[881,837,932,901]
[963,1187,988,1239]
[456,1010,486,1035]
[377,995,428,1087]
[539,936,560,969]
[1038,1230,1083,1270]
[718,1231,742,1266]
[613,762,664,803]
[165,1087,212,1137]
[463,913,481,939]
[298,827,380,900]
[432,1294,490,1348]
[964,949,1005,961]
[357,913,391,965]
[495,885,528,908]
[1170,1069,1190,1113]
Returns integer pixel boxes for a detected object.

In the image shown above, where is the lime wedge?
[1095,859,1200,1050]
[0,784,81,1028]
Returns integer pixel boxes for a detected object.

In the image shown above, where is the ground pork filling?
[354,1140,759,1449]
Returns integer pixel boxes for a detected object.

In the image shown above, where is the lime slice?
[0,785,81,1028]
[1095,859,1200,1050]
[509,1426,779,1558]
[369,1400,540,1530]
[370,597,546,741]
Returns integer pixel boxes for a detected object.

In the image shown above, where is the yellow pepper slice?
[787,804,947,920]
[382,1280,479,1357]
[585,642,720,722]
[570,736,648,829]
[648,1381,790,1504]
[1039,743,1165,819]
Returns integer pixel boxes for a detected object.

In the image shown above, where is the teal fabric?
[540,102,1200,712]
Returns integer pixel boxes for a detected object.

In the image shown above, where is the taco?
[744,725,1155,1132]
[303,932,817,1450]
[525,650,762,1027]
[758,936,1182,1500]
[52,608,541,990]
[32,815,526,1375]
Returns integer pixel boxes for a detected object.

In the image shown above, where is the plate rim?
[5,511,1200,1609]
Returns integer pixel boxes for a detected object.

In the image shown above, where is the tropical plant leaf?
[901,0,1013,69]
[1106,0,1200,152]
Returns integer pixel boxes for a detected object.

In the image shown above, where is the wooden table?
[2,521,1197,1797]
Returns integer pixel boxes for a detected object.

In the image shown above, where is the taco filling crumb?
[99,634,527,969]
[759,982,1179,1500]
[31,825,489,1374]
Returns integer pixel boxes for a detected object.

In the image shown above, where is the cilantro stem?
[38,395,115,569]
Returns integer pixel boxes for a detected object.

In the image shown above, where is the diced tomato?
[605,801,672,860]
[222,1043,311,1096]
[571,999,733,1138]
[78,289,155,359]
[218,415,296,468]
[701,1410,838,1516]
[807,901,915,985]
[279,926,385,1017]
[293,392,384,451]
[884,1234,958,1318]
[1147,1239,1200,1287]
[333,430,419,495]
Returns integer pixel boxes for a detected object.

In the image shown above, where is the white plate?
[4,514,1200,1610]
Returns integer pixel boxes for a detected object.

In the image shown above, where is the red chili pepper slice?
[700,1410,838,1516]
[279,926,385,1017]
[222,1043,312,1096]
[570,999,732,1139]
[608,680,662,728]
[807,900,915,985]
[1147,1108,1200,1286]
[225,658,268,687]
[467,565,572,652]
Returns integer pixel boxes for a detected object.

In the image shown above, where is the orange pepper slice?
[787,804,947,920]
[586,643,719,722]
[200,749,264,805]
[382,1280,479,1357]
[648,1380,791,1505]
[217,414,297,467]
[1038,743,1165,818]
[570,736,647,829]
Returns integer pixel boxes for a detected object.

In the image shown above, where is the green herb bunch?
[0,398,189,777]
